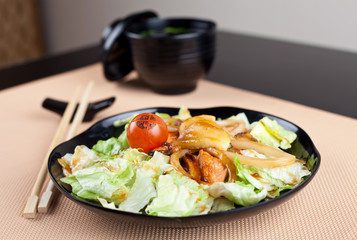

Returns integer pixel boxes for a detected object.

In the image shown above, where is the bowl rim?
[48,106,321,222]
[126,18,216,40]
[132,48,215,59]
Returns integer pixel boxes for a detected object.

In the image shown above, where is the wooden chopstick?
[37,81,94,213]
[23,85,82,218]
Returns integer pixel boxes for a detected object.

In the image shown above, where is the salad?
[57,107,315,217]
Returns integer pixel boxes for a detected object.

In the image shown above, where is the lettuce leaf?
[117,169,156,213]
[204,154,267,207]
[285,140,318,171]
[250,117,297,150]
[92,121,130,156]
[113,114,137,127]
[92,137,123,155]
[61,157,134,204]
[122,148,149,164]
[97,197,120,210]
[227,112,251,129]
[155,112,171,120]
[235,150,292,197]
[239,161,310,198]
[173,106,192,120]
[117,152,171,213]
[146,171,213,217]
[260,117,297,149]
[207,182,267,207]
[250,122,281,149]
[306,154,318,171]
[258,163,310,185]
[97,114,132,156]
[117,126,130,150]
[234,154,264,190]
[62,145,99,174]
[210,197,235,213]
[61,175,98,200]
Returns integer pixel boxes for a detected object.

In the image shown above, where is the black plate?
[48,106,320,227]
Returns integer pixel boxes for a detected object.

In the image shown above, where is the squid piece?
[167,131,179,144]
[182,153,202,182]
[198,150,228,184]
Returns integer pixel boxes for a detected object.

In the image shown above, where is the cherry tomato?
[127,113,168,153]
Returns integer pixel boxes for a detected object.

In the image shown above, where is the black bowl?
[134,61,207,94]
[48,107,320,228]
[138,51,215,69]
[130,37,216,53]
[132,45,215,60]
[137,60,215,78]
[131,52,215,65]
[125,18,216,94]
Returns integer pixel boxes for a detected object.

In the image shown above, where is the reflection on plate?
[48,106,320,227]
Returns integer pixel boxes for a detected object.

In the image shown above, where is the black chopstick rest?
[42,97,115,122]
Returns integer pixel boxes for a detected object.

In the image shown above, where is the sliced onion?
[178,115,216,135]
[216,119,244,127]
[227,123,246,136]
[216,119,246,136]
[228,138,296,167]
[176,118,231,151]
[170,149,196,179]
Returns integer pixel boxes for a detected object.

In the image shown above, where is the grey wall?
[39,0,357,55]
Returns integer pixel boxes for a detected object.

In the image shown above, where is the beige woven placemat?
[1,64,356,239]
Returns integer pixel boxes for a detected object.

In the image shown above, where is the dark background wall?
[208,32,357,119]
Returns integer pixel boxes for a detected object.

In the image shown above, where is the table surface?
[1,63,356,239]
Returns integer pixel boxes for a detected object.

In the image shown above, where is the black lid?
[101,11,158,81]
